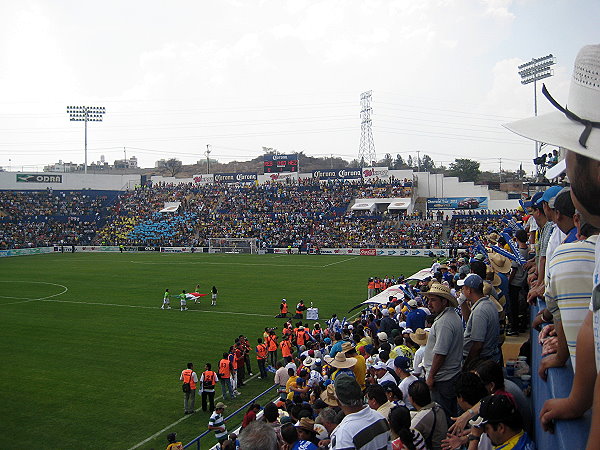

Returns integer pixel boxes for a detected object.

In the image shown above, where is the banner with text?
[312,169,362,180]
[427,197,488,210]
[214,172,258,183]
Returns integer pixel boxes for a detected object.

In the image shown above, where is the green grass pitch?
[0,252,429,449]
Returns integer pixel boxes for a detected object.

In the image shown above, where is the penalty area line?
[41,299,274,317]
[321,256,359,267]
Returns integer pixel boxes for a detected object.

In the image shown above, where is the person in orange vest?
[265,329,279,367]
[374,278,381,294]
[295,300,306,319]
[296,325,309,350]
[368,278,376,298]
[199,362,218,412]
[240,335,253,377]
[278,299,289,318]
[255,338,269,379]
[218,353,235,399]
[280,334,293,360]
[180,362,198,414]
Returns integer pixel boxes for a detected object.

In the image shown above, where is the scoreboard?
[263,154,298,173]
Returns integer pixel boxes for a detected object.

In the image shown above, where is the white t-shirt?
[527,215,539,232]
[413,346,426,376]
[399,374,418,406]
[545,225,566,275]
[591,242,600,369]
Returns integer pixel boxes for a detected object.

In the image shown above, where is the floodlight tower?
[358,91,376,167]
[67,105,106,174]
[517,54,555,176]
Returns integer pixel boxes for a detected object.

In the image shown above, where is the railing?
[531,301,591,449]
[184,384,279,449]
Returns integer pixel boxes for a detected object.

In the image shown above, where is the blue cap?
[394,356,412,372]
[524,192,543,208]
[537,186,563,206]
[457,273,484,288]
[324,337,331,344]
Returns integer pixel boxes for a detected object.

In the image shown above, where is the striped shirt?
[208,411,227,441]
[545,235,597,370]
[330,405,390,450]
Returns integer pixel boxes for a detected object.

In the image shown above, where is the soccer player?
[161,289,171,309]
[180,290,188,311]
[211,286,218,306]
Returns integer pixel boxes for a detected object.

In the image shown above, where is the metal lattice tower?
[358,90,376,167]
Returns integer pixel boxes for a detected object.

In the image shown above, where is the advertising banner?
[427,197,488,210]
[312,169,362,180]
[360,248,377,256]
[16,174,63,183]
[268,247,448,257]
[362,167,390,181]
[76,246,120,252]
[214,172,258,183]
[262,172,299,183]
[263,154,298,173]
[192,174,214,185]
[0,247,54,258]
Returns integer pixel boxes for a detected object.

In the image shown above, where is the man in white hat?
[422,284,463,420]
[505,44,600,447]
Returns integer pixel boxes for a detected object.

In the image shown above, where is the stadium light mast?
[67,105,106,174]
[517,54,555,177]
[358,91,376,168]
[205,144,211,174]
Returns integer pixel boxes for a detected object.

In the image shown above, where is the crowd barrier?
[531,301,590,449]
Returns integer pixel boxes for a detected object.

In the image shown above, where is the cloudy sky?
[0,0,598,173]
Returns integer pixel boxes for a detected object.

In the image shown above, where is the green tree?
[407,155,414,169]
[379,153,393,168]
[448,158,481,182]
[393,154,406,169]
[421,154,435,172]
[164,158,182,177]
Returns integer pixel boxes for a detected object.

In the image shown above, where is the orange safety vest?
[281,303,288,314]
[230,354,238,370]
[374,281,381,289]
[202,370,216,387]
[256,343,268,359]
[368,281,375,289]
[219,358,231,378]
[296,304,304,315]
[182,369,196,390]
[297,330,307,346]
[266,334,278,351]
[280,339,293,358]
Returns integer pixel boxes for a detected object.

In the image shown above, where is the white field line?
[321,256,359,267]
[40,299,275,317]
[127,373,261,450]
[0,281,68,305]
[129,260,319,268]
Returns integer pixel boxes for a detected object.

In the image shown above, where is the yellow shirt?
[352,354,367,389]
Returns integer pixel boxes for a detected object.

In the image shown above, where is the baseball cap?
[471,394,518,427]
[381,309,389,316]
[394,356,412,372]
[377,332,388,341]
[536,185,563,206]
[474,253,485,261]
[457,273,484,289]
[408,299,418,308]
[372,361,387,370]
[334,374,362,404]
[523,192,543,208]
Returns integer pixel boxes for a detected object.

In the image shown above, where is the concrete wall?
[413,172,490,198]
[487,199,521,210]
[0,172,140,191]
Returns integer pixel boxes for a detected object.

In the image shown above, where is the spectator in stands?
[409,328,428,378]
[208,402,228,445]
[469,394,534,450]
[405,299,427,331]
[366,384,394,421]
[422,284,463,420]
[389,405,426,450]
[459,274,500,367]
[239,420,278,450]
[165,432,183,450]
[330,374,390,449]
[539,205,598,380]
[408,380,448,450]
[394,356,418,408]
[507,229,530,335]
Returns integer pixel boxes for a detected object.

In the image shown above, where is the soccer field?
[0,252,429,449]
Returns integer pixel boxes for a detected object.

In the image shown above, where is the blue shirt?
[563,226,578,244]
[406,308,427,331]
[292,440,318,450]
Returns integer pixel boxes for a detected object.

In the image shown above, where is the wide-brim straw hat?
[504,44,600,161]
[488,253,512,274]
[296,417,316,433]
[303,356,315,367]
[487,233,500,245]
[320,384,339,406]
[486,269,502,287]
[341,342,356,354]
[423,284,458,307]
[410,328,429,346]
[324,352,357,369]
